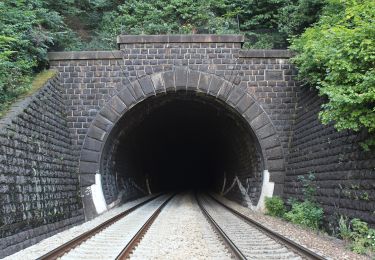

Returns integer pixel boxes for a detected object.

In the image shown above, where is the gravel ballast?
[130,192,231,260]
[201,194,302,259]
[213,194,371,260]
[61,195,170,260]
[4,192,371,260]
[4,195,156,260]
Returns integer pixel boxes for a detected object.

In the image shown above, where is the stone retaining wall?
[0,75,83,258]
[285,87,375,227]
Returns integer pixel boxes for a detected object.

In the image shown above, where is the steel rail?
[195,193,246,260]
[207,193,326,260]
[115,193,176,259]
[37,194,163,260]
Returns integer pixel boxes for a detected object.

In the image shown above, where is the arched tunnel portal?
[79,70,285,219]
[102,92,263,201]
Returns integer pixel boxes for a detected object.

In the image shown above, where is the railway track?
[196,193,326,260]
[36,192,325,260]
[37,193,174,260]
[129,192,233,259]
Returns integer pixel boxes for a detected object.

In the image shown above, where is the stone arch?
[79,69,285,218]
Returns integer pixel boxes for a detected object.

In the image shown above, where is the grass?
[0,69,58,119]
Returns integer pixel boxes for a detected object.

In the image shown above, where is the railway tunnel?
[99,91,264,209]
[3,34,375,258]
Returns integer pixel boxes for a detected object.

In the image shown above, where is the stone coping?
[48,49,292,61]
[48,51,123,61]
[117,34,244,44]
[240,49,293,58]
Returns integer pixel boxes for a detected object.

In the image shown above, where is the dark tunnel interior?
[101,92,263,205]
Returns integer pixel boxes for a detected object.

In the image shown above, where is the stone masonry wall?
[285,87,375,227]
[46,35,298,218]
[0,75,84,258]
[48,36,297,152]
[47,35,375,226]
[48,36,297,189]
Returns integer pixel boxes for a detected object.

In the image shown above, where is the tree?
[221,0,325,48]
[0,0,76,113]
[88,0,235,49]
[89,0,325,49]
[291,0,375,149]
[277,0,325,36]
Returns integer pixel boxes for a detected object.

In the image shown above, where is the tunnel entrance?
[100,91,264,207]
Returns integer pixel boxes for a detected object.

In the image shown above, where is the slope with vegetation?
[0,0,76,115]
[291,0,375,149]
[0,0,326,115]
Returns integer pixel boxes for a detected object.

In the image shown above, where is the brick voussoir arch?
[79,69,285,189]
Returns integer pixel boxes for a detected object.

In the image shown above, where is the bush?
[367,229,375,253]
[336,216,375,255]
[284,200,323,230]
[264,196,286,217]
[0,36,33,114]
[338,215,351,241]
[0,0,78,116]
[290,0,375,150]
[347,218,375,254]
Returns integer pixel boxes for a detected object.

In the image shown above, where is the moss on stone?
[0,69,58,118]
[29,70,58,96]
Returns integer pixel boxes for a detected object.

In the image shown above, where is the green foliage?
[289,172,318,211]
[0,0,327,53]
[339,217,375,254]
[291,0,375,149]
[227,0,285,48]
[228,0,325,48]
[297,172,317,202]
[264,173,324,231]
[284,200,323,230]
[350,219,375,254]
[277,0,325,36]
[264,196,286,217]
[88,0,236,49]
[367,229,375,253]
[283,172,323,230]
[0,0,76,114]
[338,215,351,241]
[0,69,57,118]
[81,0,325,49]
